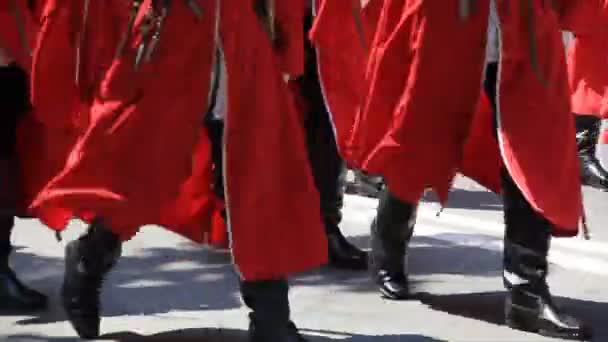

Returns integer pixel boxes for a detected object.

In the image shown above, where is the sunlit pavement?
[2,173,608,341]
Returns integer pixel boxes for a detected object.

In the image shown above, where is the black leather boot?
[575,114,608,191]
[325,170,368,271]
[61,219,122,339]
[370,189,417,300]
[0,216,47,312]
[241,279,306,342]
[326,223,368,271]
[502,171,592,340]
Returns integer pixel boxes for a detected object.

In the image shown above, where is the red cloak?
[350,0,582,236]
[219,0,327,280]
[309,0,381,160]
[30,0,326,280]
[566,1,608,117]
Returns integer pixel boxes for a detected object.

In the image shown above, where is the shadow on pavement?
[8,231,507,326]
[416,291,608,341]
[8,328,448,341]
[10,245,242,325]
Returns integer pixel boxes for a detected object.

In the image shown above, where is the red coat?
[309,0,381,159]
[351,0,582,236]
[219,0,327,280]
[276,0,306,76]
[566,1,608,117]
[30,0,326,281]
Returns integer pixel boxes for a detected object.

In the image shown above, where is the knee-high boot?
[241,279,306,342]
[370,189,417,300]
[502,171,591,340]
[61,218,122,339]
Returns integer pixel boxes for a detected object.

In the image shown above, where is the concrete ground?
[2,173,608,341]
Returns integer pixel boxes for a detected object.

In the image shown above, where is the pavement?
[2,174,608,341]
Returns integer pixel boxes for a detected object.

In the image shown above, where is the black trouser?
[484,62,551,285]
[0,64,29,262]
[0,216,13,260]
[205,117,225,200]
[301,12,345,227]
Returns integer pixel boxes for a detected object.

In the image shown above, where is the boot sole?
[379,286,410,301]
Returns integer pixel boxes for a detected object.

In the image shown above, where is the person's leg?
[574,114,608,191]
[485,53,590,340]
[241,278,305,341]
[61,218,122,339]
[302,11,367,270]
[369,189,417,300]
[0,63,47,312]
[501,171,590,339]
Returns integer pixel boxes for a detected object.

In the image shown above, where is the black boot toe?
[506,289,593,341]
[377,270,409,300]
[327,232,368,271]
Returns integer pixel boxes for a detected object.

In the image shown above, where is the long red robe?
[309,0,382,160]
[219,0,326,280]
[566,1,608,117]
[160,0,314,251]
[30,0,326,280]
[310,0,500,196]
[348,0,582,236]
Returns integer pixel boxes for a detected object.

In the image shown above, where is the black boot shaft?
[241,279,293,342]
[79,219,122,272]
[575,115,608,190]
[62,219,122,339]
[370,189,417,300]
[371,190,417,276]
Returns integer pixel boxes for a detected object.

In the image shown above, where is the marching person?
[355,1,591,340]
[0,0,47,312]
[29,1,326,341]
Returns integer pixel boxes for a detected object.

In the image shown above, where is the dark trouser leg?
[205,117,225,201]
[575,114,608,191]
[370,189,417,300]
[301,12,367,270]
[62,218,122,339]
[484,61,591,340]
[0,64,47,312]
[241,279,305,342]
[0,216,11,259]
